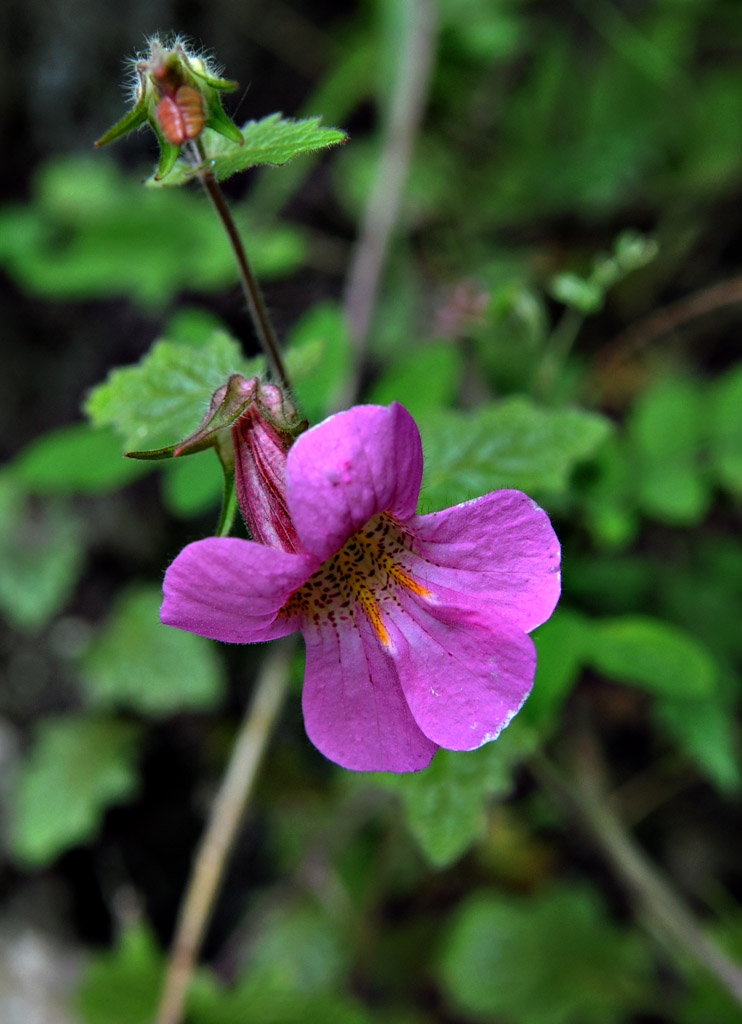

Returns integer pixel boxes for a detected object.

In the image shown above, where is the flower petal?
[287,403,423,561]
[300,613,437,772]
[161,537,315,642]
[387,597,535,750]
[409,490,561,632]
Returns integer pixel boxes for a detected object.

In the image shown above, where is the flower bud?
[231,380,304,552]
[96,35,244,180]
[126,373,305,549]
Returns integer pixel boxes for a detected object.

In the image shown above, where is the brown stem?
[154,640,293,1024]
[595,275,742,391]
[191,143,290,391]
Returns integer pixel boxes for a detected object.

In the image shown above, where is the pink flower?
[161,403,560,772]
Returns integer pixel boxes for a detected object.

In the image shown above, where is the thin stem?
[154,639,293,1024]
[191,141,290,391]
[532,749,742,1006]
[340,0,437,405]
[534,307,584,401]
[594,274,742,394]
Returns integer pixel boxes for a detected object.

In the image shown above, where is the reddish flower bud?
[96,35,244,181]
[231,381,304,553]
[156,85,206,145]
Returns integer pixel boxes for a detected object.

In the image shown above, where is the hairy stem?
[154,640,293,1024]
[340,0,437,404]
[532,749,742,1006]
[191,142,290,390]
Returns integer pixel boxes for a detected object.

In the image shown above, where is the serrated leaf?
[84,331,261,451]
[371,722,536,867]
[439,883,652,1024]
[150,114,347,186]
[419,399,611,509]
[80,587,225,715]
[13,424,153,494]
[587,616,717,699]
[9,715,141,866]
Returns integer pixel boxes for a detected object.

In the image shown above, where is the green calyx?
[125,374,305,463]
[95,37,243,180]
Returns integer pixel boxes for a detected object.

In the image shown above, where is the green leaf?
[710,364,742,496]
[0,475,84,631]
[150,114,347,186]
[587,616,717,700]
[76,925,164,1024]
[371,722,536,867]
[525,608,590,731]
[160,451,224,518]
[419,399,612,509]
[287,302,352,422]
[188,973,373,1024]
[9,715,141,866]
[366,342,464,420]
[79,587,225,715]
[84,331,261,451]
[549,271,604,313]
[629,376,710,524]
[655,695,741,793]
[13,424,153,494]
[0,156,305,307]
[439,883,652,1024]
[580,434,639,550]
[241,902,352,993]
[76,924,219,1024]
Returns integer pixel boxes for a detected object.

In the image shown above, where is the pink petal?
[409,490,561,632]
[161,537,316,642]
[300,613,437,772]
[287,403,423,561]
[386,596,536,750]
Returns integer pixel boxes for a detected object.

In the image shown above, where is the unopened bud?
[231,381,304,552]
[96,35,244,180]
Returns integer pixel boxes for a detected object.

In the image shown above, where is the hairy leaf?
[419,399,611,509]
[150,114,347,186]
[84,331,261,451]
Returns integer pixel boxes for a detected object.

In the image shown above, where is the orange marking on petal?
[357,587,390,646]
[389,563,431,598]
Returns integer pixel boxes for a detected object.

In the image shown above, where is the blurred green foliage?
[0,157,306,307]
[1,1,741,1023]
[439,883,654,1023]
[9,715,142,866]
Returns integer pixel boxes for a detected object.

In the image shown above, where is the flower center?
[282,513,430,645]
